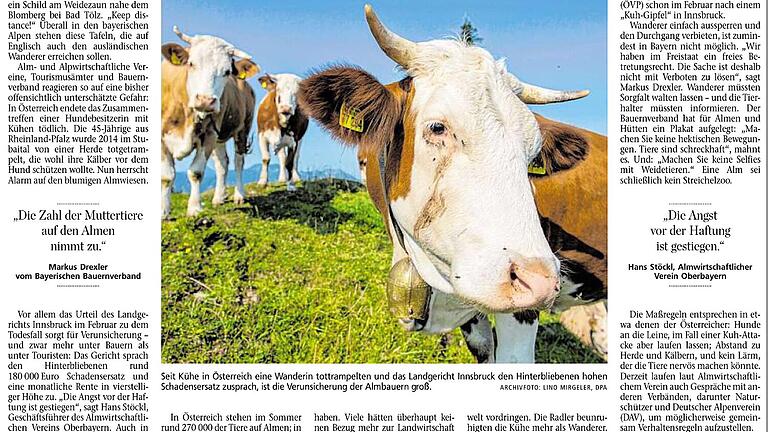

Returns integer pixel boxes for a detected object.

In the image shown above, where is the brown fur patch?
[217,75,256,152]
[161,61,195,138]
[161,43,188,65]
[257,89,279,132]
[300,66,416,203]
[532,116,607,298]
[534,113,590,174]
[387,79,415,200]
[258,74,277,92]
[234,59,260,80]
[412,152,452,237]
[413,192,445,238]
[298,66,404,155]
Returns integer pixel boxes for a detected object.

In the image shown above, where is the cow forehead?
[273,74,301,92]
[187,36,233,68]
[409,40,502,80]
[409,42,518,113]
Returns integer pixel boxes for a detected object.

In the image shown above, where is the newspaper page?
[1,0,765,432]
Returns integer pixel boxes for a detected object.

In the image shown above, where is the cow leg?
[279,136,297,191]
[211,143,228,206]
[187,136,215,217]
[460,314,496,363]
[494,312,538,363]
[258,132,270,186]
[233,139,247,204]
[161,146,175,220]
[277,145,288,184]
[291,139,302,182]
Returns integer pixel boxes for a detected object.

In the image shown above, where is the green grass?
[161,179,603,363]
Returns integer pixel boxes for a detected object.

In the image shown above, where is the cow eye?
[224,70,231,76]
[429,122,446,135]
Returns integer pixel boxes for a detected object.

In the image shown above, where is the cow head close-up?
[260,74,303,128]
[300,5,591,314]
[162,26,259,114]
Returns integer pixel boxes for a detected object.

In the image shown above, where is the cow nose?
[195,95,217,112]
[506,258,560,308]
[279,109,292,117]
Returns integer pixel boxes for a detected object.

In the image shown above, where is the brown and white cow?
[161,27,259,219]
[299,5,606,363]
[256,74,309,190]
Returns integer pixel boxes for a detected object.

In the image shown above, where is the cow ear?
[161,43,188,65]
[534,114,590,174]
[258,74,276,91]
[234,59,260,80]
[299,66,401,149]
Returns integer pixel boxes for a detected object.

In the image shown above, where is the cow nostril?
[509,266,519,283]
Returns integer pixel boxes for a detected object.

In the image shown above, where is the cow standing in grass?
[161,27,260,218]
[256,74,309,190]
[300,5,606,363]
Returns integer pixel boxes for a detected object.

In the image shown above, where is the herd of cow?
[161,5,607,363]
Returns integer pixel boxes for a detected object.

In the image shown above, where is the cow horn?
[173,26,194,44]
[510,74,590,104]
[364,4,417,68]
[228,47,252,60]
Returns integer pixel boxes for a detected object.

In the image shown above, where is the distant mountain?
[173,164,358,193]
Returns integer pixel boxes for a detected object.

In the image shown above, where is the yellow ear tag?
[261,81,268,88]
[339,102,364,133]
[527,155,547,175]
[238,71,247,80]
[170,52,181,65]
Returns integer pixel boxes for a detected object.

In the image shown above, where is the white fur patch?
[163,130,194,160]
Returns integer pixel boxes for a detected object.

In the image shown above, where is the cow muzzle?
[453,256,560,313]
[193,95,219,113]
[500,260,560,311]
[278,107,294,127]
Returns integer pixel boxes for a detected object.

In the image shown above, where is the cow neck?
[377,76,414,253]
[378,130,407,252]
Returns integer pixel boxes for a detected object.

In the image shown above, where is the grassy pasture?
[161,179,603,363]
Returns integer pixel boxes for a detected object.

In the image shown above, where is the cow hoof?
[233,195,245,205]
[212,197,226,206]
[286,183,296,192]
[187,206,202,217]
[257,180,268,187]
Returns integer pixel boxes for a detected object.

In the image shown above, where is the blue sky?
[163,0,606,177]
